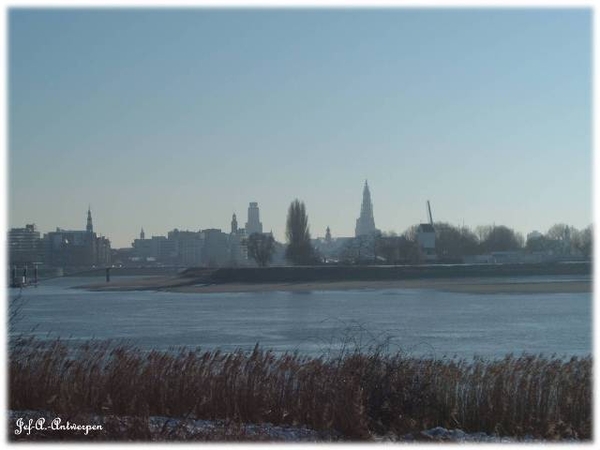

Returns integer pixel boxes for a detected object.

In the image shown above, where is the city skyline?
[9,8,592,248]
[12,187,591,250]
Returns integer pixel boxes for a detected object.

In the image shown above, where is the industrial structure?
[417,200,437,261]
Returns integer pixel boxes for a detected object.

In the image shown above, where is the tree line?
[350,223,592,265]
[245,200,593,266]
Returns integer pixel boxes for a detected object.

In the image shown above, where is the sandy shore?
[78,276,591,295]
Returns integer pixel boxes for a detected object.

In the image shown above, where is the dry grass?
[9,337,591,441]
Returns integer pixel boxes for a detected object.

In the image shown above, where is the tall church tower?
[86,207,94,233]
[355,180,377,237]
[325,226,332,243]
[140,228,145,240]
[85,207,96,267]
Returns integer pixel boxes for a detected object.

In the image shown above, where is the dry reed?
[9,337,591,441]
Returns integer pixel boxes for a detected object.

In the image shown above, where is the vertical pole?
[22,266,27,285]
[106,267,110,283]
[34,265,39,285]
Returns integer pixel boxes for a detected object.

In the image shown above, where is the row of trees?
[245,200,593,266]
[525,223,593,258]
[363,223,592,265]
[374,223,526,263]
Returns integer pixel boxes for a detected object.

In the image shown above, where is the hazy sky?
[9,8,591,248]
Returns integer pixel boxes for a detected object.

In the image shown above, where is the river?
[8,275,592,360]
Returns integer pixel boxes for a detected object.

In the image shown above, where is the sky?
[8,8,592,248]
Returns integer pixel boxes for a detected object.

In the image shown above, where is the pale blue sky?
[9,8,591,247]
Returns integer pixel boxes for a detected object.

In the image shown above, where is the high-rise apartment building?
[8,224,43,265]
[245,202,263,235]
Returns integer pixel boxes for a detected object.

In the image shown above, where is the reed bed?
[9,337,591,441]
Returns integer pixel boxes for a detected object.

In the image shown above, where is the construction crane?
[427,200,434,227]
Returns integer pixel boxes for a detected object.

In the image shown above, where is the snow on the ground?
[8,410,582,442]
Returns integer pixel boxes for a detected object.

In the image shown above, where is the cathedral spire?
[361,180,372,214]
[140,227,145,240]
[86,206,93,233]
[355,180,377,237]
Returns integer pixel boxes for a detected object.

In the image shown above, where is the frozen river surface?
[9,276,592,360]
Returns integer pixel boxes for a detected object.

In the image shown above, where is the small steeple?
[231,213,238,234]
[325,226,332,243]
[140,227,145,240]
[86,206,93,233]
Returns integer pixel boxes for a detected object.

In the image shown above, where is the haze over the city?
[9,8,591,248]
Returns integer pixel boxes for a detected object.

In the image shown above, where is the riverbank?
[79,276,591,294]
[194,262,591,284]
[77,262,592,294]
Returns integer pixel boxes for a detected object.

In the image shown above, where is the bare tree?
[479,225,523,252]
[572,224,593,258]
[341,234,373,264]
[376,234,399,264]
[245,233,276,267]
[546,223,579,255]
[546,223,572,241]
[400,225,422,263]
[434,222,479,259]
[402,224,420,242]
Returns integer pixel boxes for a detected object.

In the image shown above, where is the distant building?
[132,233,154,261]
[152,236,178,264]
[313,226,337,262]
[417,223,436,261]
[312,227,355,263]
[355,180,378,237]
[86,207,93,233]
[229,213,248,265]
[8,224,44,265]
[132,232,188,265]
[245,202,263,235]
[201,228,230,266]
[45,229,93,267]
[130,218,248,268]
[43,209,111,268]
[168,229,203,266]
[231,214,238,234]
[416,200,436,262]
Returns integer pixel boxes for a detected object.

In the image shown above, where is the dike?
[181,262,591,284]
